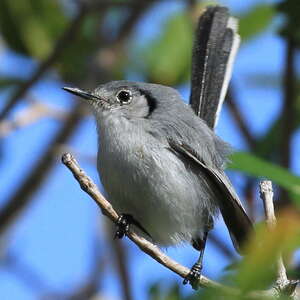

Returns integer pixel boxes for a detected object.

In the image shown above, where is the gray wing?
[168,139,253,254]
[189,6,240,129]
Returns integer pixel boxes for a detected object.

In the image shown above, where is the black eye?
[116,90,132,104]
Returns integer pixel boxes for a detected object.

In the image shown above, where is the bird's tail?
[189,6,240,129]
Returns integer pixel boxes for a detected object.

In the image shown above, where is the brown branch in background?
[4,251,50,293]
[0,0,144,123]
[226,87,256,150]
[226,87,257,221]
[0,101,66,137]
[279,39,296,206]
[209,233,235,260]
[0,4,148,297]
[0,0,148,241]
[259,180,298,298]
[0,103,85,236]
[244,179,256,221]
[117,2,152,45]
[96,1,152,73]
[280,40,296,168]
[0,6,87,122]
[66,238,106,300]
[106,222,133,300]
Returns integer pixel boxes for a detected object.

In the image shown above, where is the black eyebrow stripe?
[140,89,157,117]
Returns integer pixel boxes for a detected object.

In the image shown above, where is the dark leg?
[183,215,213,288]
[114,214,134,239]
[183,230,209,286]
[114,213,152,239]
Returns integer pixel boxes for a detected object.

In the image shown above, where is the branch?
[278,39,297,206]
[0,5,87,122]
[259,180,298,298]
[0,0,149,238]
[0,100,66,138]
[64,153,297,299]
[106,222,133,300]
[280,40,296,169]
[226,87,256,150]
[61,152,235,293]
[66,238,106,300]
[0,103,85,236]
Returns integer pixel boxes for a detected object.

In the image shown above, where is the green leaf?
[253,90,300,158]
[0,0,28,55]
[142,13,193,86]
[229,152,300,201]
[236,214,300,292]
[56,15,99,82]
[239,4,275,41]
[0,0,66,59]
[277,0,300,47]
[0,77,25,89]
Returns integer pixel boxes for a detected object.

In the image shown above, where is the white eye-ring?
[116,89,132,104]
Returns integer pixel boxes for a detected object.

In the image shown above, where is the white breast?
[96,114,215,246]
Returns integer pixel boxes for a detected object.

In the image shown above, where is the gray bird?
[63,6,253,286]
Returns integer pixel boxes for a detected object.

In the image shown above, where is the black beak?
[62,87,94,100]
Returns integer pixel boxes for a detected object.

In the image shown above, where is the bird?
[63,6,253,287]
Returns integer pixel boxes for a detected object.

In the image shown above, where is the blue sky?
[0,1,297,299]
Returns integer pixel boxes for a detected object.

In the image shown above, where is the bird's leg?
[114,213,152,239]
[183,216,213,288]
[114,214,134,239]
[183,231,208,287]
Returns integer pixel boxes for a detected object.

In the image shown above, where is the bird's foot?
[114,214,133,239]
[183,262,202,289]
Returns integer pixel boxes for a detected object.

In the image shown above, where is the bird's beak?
[62,87,94,101]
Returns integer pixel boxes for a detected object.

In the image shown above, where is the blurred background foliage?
[0,0,299,299]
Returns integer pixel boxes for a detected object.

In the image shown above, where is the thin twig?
[0,101,66,137]
[259,180,298,297]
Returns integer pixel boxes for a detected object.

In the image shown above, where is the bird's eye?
[116,90,132,104]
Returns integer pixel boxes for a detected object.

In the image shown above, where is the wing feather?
[168,139,253,254]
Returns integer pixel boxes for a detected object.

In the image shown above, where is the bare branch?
[259,180,298,297]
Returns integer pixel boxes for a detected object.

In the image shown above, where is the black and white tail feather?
[190,6,240,129]
[188,6,252,253]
